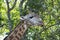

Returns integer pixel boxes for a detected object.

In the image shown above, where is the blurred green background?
[0,0,60,40]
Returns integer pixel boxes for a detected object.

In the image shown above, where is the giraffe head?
[20,13,43,26]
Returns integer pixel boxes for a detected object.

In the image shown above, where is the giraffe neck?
[4,21,28,40]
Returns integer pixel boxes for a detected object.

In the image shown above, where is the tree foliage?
[0,0,60,40]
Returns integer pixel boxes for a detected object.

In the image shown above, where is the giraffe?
[4,13,43,40]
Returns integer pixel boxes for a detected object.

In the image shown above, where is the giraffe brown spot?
[14,30,18,34]
[13,38,16,40]
[18,33,22,37]
[22,25,25,30]
[15,35,20,40]
[9,35,14,40]
[19,28,22,31]
[21,31,23,33]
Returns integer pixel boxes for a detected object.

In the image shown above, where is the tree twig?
[39,22,60,34]
[34,22,60,40]
[10,0,17,10]
[6,0,17,32]
[0,24,5,27]
[19,0,25,16]
[6,0,10,10]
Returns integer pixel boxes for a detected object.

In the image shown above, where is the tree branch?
[6,0,10,9]
[6,0,17,32]
[6,0,17,11]
[0,24,5,27]
[19,0,25,16]
[39,21,60,34]
[34,22,60,40]
[10,0,17,10]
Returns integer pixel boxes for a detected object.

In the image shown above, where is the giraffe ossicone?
[4,13,43,40]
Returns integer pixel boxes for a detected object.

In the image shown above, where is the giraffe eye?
[29,16,33,19]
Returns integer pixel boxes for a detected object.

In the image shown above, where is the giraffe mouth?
[38,21,44,26]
